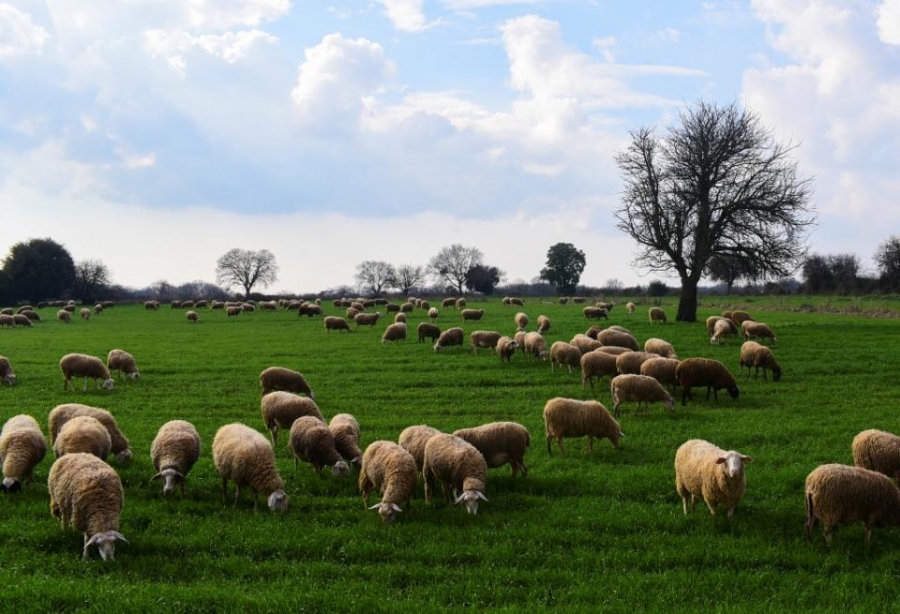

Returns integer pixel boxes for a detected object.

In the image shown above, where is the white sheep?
[329,413,363,468]
[53,416,112,460]
[470,330,503,353]
[56,309,71,323]
[610,374,675,417]
[324,316,351,333]
[354,312,382,329]
[427,307,439,321]
[288,416,350,477]
[186,310,200,323]
[0,314,14,328]
[381,322,408,344]
[852,429,900,480]
[514,312,529,331]
[582,306,608,320]
[580,350,619,390]
[452,421,530,478]
[455,298,467,310]
[523,331,549,361]
[212,423,288,512]
[543,397,623,455]
[359,440,418,525]
[60,353,115,391]
[549,341,582,374]
[225,305,242,317]
[739,341,782,381]
[674,439,752,520]
[710,317,736,345]
[150,420,201,497]
[433,327,464,352]
[648,307,667,323]
[0,355,16,386]
[460,308,484,322]
[398,424,444,472]
[47,452,127,560]
[107,349,140,381]
[495,336,519,362]
[615,351,658,375]
[393,312,407,324]
[570,334,602,354]
[80,308,91,320]
[596,329,639,351]
[48,403,133,465]
[742,321,777,344]
[12,313,32,327]
[626,301,636,314]
[536,315,551,334]
[260,391,325,447]
[639,357,680,392]
[0,414,46,493]
[259,366,315,399]
[422,433,488,515]
[644,338,677,359]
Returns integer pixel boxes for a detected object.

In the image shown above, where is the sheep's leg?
[83,377,89,391]
[546,435,553,455]
[556,437,566,457]
[423,470,435,504]
[587,436,594,453]
[804,493,817,541]
[705,498,717,516]
[234,485,242,508]
[823,524,834,546]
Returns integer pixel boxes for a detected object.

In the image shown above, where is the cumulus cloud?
[374,0,429,32]
[0,4,49,58]
[144,28,278,75]
[877,0,900,44]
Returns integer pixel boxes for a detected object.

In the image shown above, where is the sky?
[1,0,898,295]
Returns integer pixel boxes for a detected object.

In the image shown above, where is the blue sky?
[1,1,898,293]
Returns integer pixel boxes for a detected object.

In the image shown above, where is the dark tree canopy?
[874,235,900,291]
[72,259,112,303]
[393,264,426,296]
[705,254,759,294]
[615,100,815,321]
[427,244,483,295]
[2,237,76,302]
[539,243,586,295]
[801,253,860,294]
[354,260,396,296]
[465,264,503,295]
[215,248,278,299]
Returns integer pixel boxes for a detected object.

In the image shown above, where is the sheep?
[241,303,256,313]
[706,315,738,337]
[610,374,675,417]
[804,464,900,545]
[186,310,199,323]
[393,312,407,324]
[644,338,677,359]
[674,439,752,520]
[648,306,667,323]
[514,312,529,331]
[329,413,363,468]
[597,329,639,351]
[15,305,33,314]
[615,351,658,375]
[639,357,680,392]
[417,322,441,343]
[452,421,530,478]
[398,425,444,472]
[455,298,467,310]
[57,309,72,323]
[460,308,484,322]
[470,330,503,353]
[514,329,528,354]
[212,423,288,512]
[260,391,325,447]
[731,310,754,326]
[47,453,127,560]
[524,331,549,361]
[558,296,569,305]
[550,341,582,374]
[59,353,115,391]
[422,433,488,515]
[48,404,132,465]
[225,306,242,317]
[106,349,140,381]
[509,297,524,306]
[288,416,349,477]
[608,325,633,335]
[580,350,619,390]
[739,341,782,381]
[710,318,737,345]
[852,429,900,480]
[419,300,430,310]
[53,416,112,460]
[582,307,608,320]
[0,314,14,328]
[0,355,16,385]
[536,315,551,334]
[596,346,634,356]
[572,297,586,303]
[21,310,41,322]
[570,334,602,354]
[381,322,408,344]
[359,440,418,525]
[543,397,623,455]
[350,301,365,312]
[585,326,603,340]
[427,307,439,321]
[150,420,201,497]
[434,327,465,352]
[441,297,457,308]
[742,321,777,345]
[354,312,382,329]
[626,301,636,314]
[259,366,314,399]
[12,313,32,327]
[324,316,351,333]
[675,358,739,406]
[0,414,46,493]
[80,308,91,320]
[495,336,519,362]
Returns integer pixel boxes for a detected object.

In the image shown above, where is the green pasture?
[0,297,898,612]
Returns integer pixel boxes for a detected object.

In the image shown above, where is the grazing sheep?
[212,423,287,512]
[675,358,739,406]
[470,330,503,353]
[804,464,900,545]
[706,316,738,337]
[53,416,112,460]
[417,322,441,343]
[260,391,324,447]
[354,312,382,329]
[514,312,529,331]
[21,310,41,322]
[543,397,623,455]
[452,421,530,478]
[422,433,488,515]
[509,297,524,306]
[615,351,658,375]
[739,341,782,381]
[580,350,619,390]
[80,308,91,320]
[398,425,444,472]
[329,413,363,468]
[648,307,667,323]
[595,346,633,356]
[495,336,519,362]
[572,297,586,304]
[324,316,351,333]
[0,355,16,386]
[610,374,675,417]
[742,321,777,345]
[419,300,430,310]
[536,315,551,334]
[644,338,677,359]
[150,420,201,497]
[524,331,549,361]
[288,416,349,477]
[0,314,14,328]
[48,404,132,465]
[427,307,439,321]
[597,329,639,351]
[0,414,46,493]
[441,297,457,308]
[106,349,140,381]
[359,440,417,525]
[626,301,636,314]
[47,453,127,560]
[57,310,72,323]
[460,308,484,322]
[608,325,633,335]
[12,313,32,327]
[259,366,314,398]
[455,298,467,310]
[558,297,569,305]
[550,341,582,374]
[639,357,680,392]
[675,439,752,520]
[381,322,408,344]
[710,318,737,345]
[570,334,602,354]
[852,429,900,480]
[582,307,608,320]
[186,310,200,323]
[393,312,407,324]
[225,306,242,317]
[514,330,528,355]
[731,310,754,326]
[59,353,115,391]
[434,327,465,352]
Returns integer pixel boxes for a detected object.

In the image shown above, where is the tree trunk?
[676,279,699,322]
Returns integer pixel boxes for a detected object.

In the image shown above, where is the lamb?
[580,350,619,389]
[80,308,91,320]
[422,433,488,515]
[570,334,602,354]
[212,423,288,511]
[53,416,112,460]
[739,341,782,381]
[452,421,530,478]
[398,424,444,472]
[417,322,441,343]
[543,397,623,455]
[48,403,132,464]
[460,308,484,322]
[0,414,47,493]
[626,301,636,314]
[59,353,115,391]
[0,355,16,385]
[47,452,127,560]
[524,331,549,361]
[582,307,608,320]
[514,312,529,331]
[742,321,777,344]
[107,349,140,381]
[359,440,418,525]
[259,366,314,399]
[675,357,739,406]
[470,330,503,353]
[495,336,519,362]
[615,351,658,375]
[536,315,551,334]
[329,413,363,468]
[639,357,680,392]
[648,307,667,323]
[597,329,639,351]
[433,327,465,352]
[354,312,382,329]
[150,420,201,497]
[710,317,737,345]
[610,374,675,417]
[186,310,200,323]
[381,322,407,344]
[288,416,350,477]
[644,338,677,359]
[550,341,582,374]
[57,309,72,323]
[852,429,900,480]
[260,391,324,447]
[674,439,752,520]
[324,316,351,333]
[804,463,900,545]
[427,307,439,321]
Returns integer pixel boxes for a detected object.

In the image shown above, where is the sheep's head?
[152,468,185,495]
[772,366,782,382]
[664,397,676,412]
[102,378,115,390]
[455,490,488,515]
[433,342,442,353]
[611,429,625,449]
[1,477,21,493]
[331,461,350,478]
[715,451,752,479]
[370,502,402,525]
[267,489,289,512]
[84,531,128,561]
[116,449,133,465]
[727,385,740,399]
[2,374,15,385]
[128,371,140,381]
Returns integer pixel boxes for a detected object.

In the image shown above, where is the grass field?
[0,297,898,612]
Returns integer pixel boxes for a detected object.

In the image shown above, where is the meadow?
[0,297,898,613]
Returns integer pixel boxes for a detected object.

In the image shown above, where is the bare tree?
[874,235,900,291]
[354,260,396,296]
[393,264,426,296]
[615,100,815,321]
[215,248,278,299]
[428,244,483,295]
[72,259,112,302]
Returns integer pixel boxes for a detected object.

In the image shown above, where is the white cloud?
[144,28,277,74]
[877,0,900,44]
[443,0,541,8]
[374,0,428,32]
[0,4,49,59]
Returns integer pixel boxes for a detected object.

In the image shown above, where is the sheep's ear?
[454,493,466,504]
[110,531,128,543]
[741,456,753,464]
[368,503,384,510]
[151,473,162,481]
[391,503,402,512]
[715,457,727,465]
[476,492,488,502]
